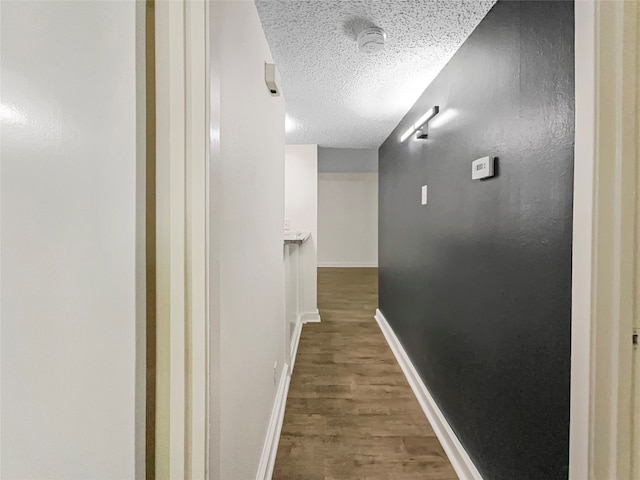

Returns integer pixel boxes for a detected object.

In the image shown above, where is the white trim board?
[154,1,209,476]
[374,309,483,480]
[255,364,291,480]
[571,2,639,478]
[301,310,321,323]
[289,318,303,373]
[318,262,378,268]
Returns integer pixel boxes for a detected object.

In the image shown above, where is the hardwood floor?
[273,268,458,480]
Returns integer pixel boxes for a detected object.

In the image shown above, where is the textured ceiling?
[255,0,496,148]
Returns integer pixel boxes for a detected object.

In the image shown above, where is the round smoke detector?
[357,27,387,54]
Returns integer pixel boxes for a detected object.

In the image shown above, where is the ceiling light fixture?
[414,106,439,130]
[399,106,440,142]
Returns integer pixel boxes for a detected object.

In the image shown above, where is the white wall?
[317,148,378,267]
[209,3,286,479]
[1,1,139,478]
[284,145,318,317]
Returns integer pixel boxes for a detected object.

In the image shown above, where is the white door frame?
[572,1,639,479]
[154,0,209,478]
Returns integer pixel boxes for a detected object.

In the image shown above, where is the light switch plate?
[421,185,428,205]
[472,156,494,180]
[284,218,291,231]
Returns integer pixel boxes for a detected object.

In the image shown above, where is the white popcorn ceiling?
[255,0,496,148]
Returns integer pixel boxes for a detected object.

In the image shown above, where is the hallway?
[273,268,457,480]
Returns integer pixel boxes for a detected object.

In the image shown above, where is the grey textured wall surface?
[378,1,574,479]
[318,147,378,173]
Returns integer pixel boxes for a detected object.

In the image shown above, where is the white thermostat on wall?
[471,156,495,180]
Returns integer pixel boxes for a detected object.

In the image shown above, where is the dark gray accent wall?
[378,2,574,479]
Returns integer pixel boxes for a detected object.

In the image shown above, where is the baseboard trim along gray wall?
[375,309,483,480]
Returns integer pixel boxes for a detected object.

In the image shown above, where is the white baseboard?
[255,364,291,480]
[374,309,484,480]
[301,310,321,323]
[289,318,303,372]
[256,309,318,480]
[318,262,378,268]
[290,311,320,372]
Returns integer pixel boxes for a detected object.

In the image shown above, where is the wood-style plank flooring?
[273,268,457,480]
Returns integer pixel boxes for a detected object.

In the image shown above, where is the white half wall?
[209,3,287,479]
[318,173,378,267]
[284,145,318,314]
[1,1,139,478]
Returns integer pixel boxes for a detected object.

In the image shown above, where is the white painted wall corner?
[301,310,321,323]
